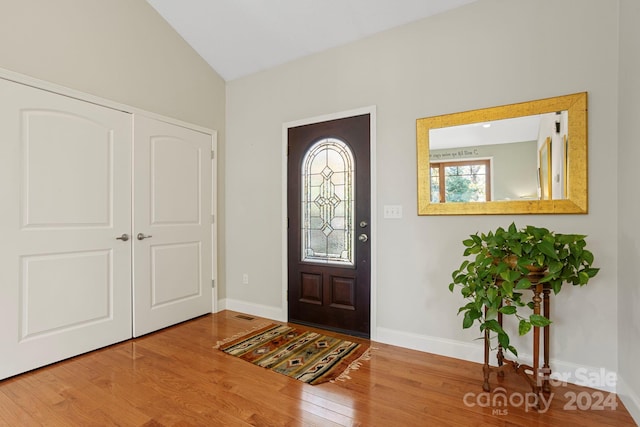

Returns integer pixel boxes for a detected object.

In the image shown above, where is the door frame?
[281,106,377,340]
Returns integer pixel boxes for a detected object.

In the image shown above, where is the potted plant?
[449,223,599,357]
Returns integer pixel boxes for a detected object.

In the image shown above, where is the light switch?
[383,205,403,219]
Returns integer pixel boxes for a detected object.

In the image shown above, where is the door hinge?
[211,279,215,288]
[287,217,289,229]
[211,214,215,224]
[211,150,215,160]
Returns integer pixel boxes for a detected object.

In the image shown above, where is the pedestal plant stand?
[483,281,551,404]
[449,223,599,406]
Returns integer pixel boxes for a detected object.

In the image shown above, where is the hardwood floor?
[0,310,636,426]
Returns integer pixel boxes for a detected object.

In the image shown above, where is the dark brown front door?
[287,114,371,338]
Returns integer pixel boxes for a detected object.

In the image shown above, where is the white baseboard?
[375,326,619,394]
[618,375,640,425]
[375,326,486,362]
[218,298,286,322]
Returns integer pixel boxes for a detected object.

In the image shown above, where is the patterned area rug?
[214,323,370,385]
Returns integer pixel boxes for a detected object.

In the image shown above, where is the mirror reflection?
[416,92,588,215]
[429,111,568,203]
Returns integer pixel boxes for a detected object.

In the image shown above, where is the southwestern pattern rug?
[214,323,371,385]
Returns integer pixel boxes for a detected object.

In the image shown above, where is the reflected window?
[430,160,491,203]
[301,138,354,265]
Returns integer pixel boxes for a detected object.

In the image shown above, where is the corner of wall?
[218,298,286,323]
[617,375,640,425]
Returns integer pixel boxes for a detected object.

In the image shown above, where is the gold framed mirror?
[416,92,588,215]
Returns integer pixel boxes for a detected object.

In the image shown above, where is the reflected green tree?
[445,175,474,202]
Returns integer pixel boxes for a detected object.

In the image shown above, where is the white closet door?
[0,79,132,379]
[133,115,212,337]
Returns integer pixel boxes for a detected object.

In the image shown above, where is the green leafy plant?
[449,223,599,357]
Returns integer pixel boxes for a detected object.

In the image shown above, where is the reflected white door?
[0,79,132,379]
[132,115,213,337]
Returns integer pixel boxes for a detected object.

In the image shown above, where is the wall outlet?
[242,273,249,285]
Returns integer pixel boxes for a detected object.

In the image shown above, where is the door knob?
[137,233,152,240]
[358,233,368,243]
[116,233,130,241]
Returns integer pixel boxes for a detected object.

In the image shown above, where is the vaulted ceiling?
[147,0,477,81]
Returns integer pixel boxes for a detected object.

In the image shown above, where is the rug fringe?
[213,322,274,349]
[330,346,374,383]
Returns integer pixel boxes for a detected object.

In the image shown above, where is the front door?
[287,114,371,338]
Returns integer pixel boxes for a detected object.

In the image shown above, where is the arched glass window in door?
[301,138,355,265]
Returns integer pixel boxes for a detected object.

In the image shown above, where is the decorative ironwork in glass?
[301,138,354,265]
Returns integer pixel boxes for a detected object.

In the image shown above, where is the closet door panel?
[23,111,112,226]
[133,115,212,337]
[0,78,133,380]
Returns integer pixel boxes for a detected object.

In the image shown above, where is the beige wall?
[225,0,623,394]
[617,0,640,421]
[0,0,225,130]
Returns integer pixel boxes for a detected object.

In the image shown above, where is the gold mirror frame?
[416,92,588,215]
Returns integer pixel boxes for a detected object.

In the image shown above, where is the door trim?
[282,106,377,340]
[0,67,215,137]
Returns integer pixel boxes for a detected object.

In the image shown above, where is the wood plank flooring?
[0,310,636,426]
